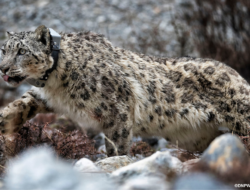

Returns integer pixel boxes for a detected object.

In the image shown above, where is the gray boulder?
[111,151,183,182]
[5,146,115,190]
[74,157,108,178]
[182,158,200,173]
[95,155,134,172]
[201,134,248,173]
[119,176,170,190]
[172,172,233,190]
[74,158,100,172]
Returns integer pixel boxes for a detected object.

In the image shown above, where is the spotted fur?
[0,25,250,156]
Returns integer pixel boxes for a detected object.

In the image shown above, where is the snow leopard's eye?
[1,49,5,55]
[18,49,26,55]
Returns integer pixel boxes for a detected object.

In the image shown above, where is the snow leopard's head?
[0,25,54,86]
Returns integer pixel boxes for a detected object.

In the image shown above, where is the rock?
[94,133,105,149]
[98,144,106,153]
[131,154,145,162]
[92,153,107,161]
[157,138,168,149]
[182,158,200,173]
[201,134,248,173]
[132,136,142,143]
[5,146,115,190]
[95,155,133,172]
[74,158,99,172]
[74,157,108,178]
[162,147,201,162]
[218,126,230,133]
[172,172,233,190]
[111,151,183,182]
[0,181,3,189]
[82,153,107,162]
[120,176,170,190]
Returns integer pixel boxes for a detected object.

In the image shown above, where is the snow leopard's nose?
[0,67,9,74]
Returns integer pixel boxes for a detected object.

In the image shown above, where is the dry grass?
[0,114,97,176]
[130,141,155,157]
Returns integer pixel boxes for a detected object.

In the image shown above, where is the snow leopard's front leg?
[102,113,133,156]
[0,90,52,134]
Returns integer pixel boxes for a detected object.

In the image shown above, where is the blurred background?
[0,0,250,107]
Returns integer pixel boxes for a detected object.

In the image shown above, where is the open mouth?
[3,75,27,84]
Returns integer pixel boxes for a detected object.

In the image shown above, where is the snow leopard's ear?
[34,25,51,51]
[6,31,14,38]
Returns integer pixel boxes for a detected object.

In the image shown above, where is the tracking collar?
[26,28,61,88]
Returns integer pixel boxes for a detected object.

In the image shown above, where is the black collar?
[26,34,60,88]
[39,45,60,82]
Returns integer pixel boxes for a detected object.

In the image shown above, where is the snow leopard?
[0,25,249,156]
